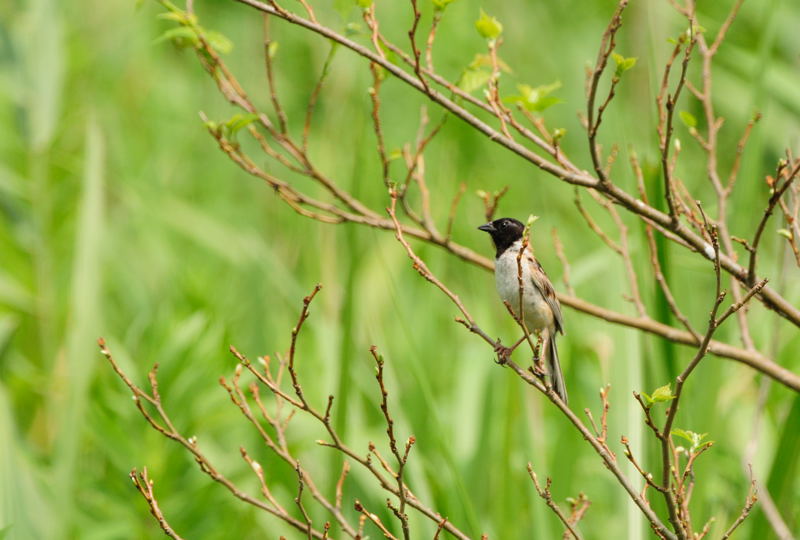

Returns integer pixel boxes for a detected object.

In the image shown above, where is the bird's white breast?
[495,241,553,331]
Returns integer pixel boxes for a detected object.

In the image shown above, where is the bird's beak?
[478,222,495,233]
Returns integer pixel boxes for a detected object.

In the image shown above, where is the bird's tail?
[548,335,568,405]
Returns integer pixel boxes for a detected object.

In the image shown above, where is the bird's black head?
[478,217,525,258]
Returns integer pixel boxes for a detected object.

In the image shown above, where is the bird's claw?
[494,343,512,365]
[530,361,546,378]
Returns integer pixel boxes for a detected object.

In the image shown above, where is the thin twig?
[527,465,585,540]
[720,467,758,540]
[130,468,185,540]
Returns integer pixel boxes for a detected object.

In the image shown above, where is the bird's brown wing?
[527,254,565,335]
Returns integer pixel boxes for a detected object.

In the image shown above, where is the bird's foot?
[494,343,513,365]
[530,356,546,378]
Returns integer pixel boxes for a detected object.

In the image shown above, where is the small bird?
[478,217,568,403]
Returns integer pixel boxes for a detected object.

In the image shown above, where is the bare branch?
[747,161,800,285]
[720,468,758,540]
[527,464,586,540]
[354,500,399,540]
[130,468,185,540]
[371,346,412,540]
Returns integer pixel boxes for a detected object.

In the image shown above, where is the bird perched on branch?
[478,217,568,404]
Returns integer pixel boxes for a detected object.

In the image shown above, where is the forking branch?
[388,189,764,539]
[101,286,473,540]
[144,0,800,391]
[128,0,800,537]
[227,0,800,326]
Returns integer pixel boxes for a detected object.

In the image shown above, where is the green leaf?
[612,53,637,76]
[156,11,196,25]
[154,27,200,48]
[651,383,676,402]
[671,428,693,443]
[203,120,219,133]
[504,81,562,112]
[777,228,793,240]
[457,69,492,93]
[475,9,503,40]
[225,113,259,135]
[356,0,373,8]
[688,23,707,36]
[679,110,697,128]
[345,22,363,37]
[641,383,675,405]
[529,96,560,111]
[206,30,233,54]
[267,41,279,59]
[467,53,511,73]
[671,429,710,452]
[332,0,354,18]
[433,0,457,11]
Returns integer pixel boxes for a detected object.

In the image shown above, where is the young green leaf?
[679,110,697,128]
[650,383,676,402]
[503,81,562,112]
[203,120,219,133]
[641,383,676,405]
[206,30,233,54]
[475,9,503,40]
[467,53,511,73]
[154,27,200,49]
[224,113,259,136]
[777,228,793,240]
[671,429,711,453]
[345,23,364,37]
[457,69,492,93]
[612,53,637,77]
[433,0,457,11]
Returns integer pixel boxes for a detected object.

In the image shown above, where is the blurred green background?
[1,0,799,538]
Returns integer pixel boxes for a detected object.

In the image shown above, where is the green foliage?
[224,113,259,136]
[671,429,711,452]
[475,9,503,40]
[154,5,233,53]
[641,383,676,405]
[267,40,280,58]
[679,110,697,128]
[432,0,458,11]
[457,68,492,93]
[457,53,510,93]
[611,52,637,77]
[504,81,562,112]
